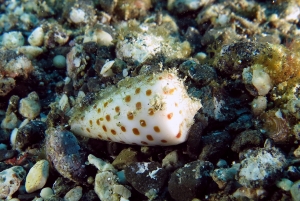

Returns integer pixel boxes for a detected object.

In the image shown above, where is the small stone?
[124,162,168,200]
[2,31,25,48]
[199,131,231,162]
[64,186,82,201]
[28,27,44,47]
[231,130,264,153]
[168,160,214,201]
[211,166,238,189]
[0,166,26,199]
[276,178,293,191]
[0,149,17,162]
[19,91,41,119]
[40,187,54,199]
[294,145,300,157]
[162,150,183,171]
[53,55,66,69]
[13,120,46,150]
[25,160,49,193]
[287,166,300,181]
[238,147,287,188]
[112,148,138,169]
[290,180,300,201]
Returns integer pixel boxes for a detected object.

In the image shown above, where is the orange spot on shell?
[102,125,107,132]
[169,88,175,94]
[146,135,154,141]
[161,139,167,143]
[107,137,112,141]
[89,120,93,126]
[154,126,160,133]
[86,128,90,133]
[115,106,120,113]
[127,112,134,120]
[125,95,131,102]
[148,108,154,115]
[176,132,181,138]
[135,88,141,94]
[146,89,152,96]
[96,119,100,125]
[111,129,116,135]
[158,76,162,80]
[98,134,103,139]
[132,128,140,135]
[97,108,101,113]
[106,115,111,121]
[140,120,147,127]
[121,126,126,132]
[141,141,148,145]
[179,110,182,114]
[175,103,178,107]
[167,113,173,120]
[81,117,84,120]
[136,102,142,110]
[104,102,108,107]
[93,104,97,109]
[100,117,104,121]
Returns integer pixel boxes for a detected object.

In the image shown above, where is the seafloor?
[1,0,300,200]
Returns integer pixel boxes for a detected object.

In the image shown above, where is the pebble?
[238,146,287,188]
[19,91,41,119]
[53,55,66,69]
[168,160,214,201]
[45,127,87,183]
[231,130,263,152]
[276,178,293,191]
[199,131,231,162]
[13,120,46,150]
[290,180,300,201]
[124,162,168,200]
[0,166,26,199]
[64,186,82,201]
[28,27,44,47]
[211,166,238,189]
[25,160,49,193]
[40,187,54,199]
[112,148,138,169]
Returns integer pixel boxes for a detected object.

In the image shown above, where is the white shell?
[69,70,201,146]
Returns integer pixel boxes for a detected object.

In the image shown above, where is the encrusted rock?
[238,146,287,188]
[19,91,41,119]
[231,130,264,153]
[13,120,46,150]
[112,148,138,169]
[124,161,168,200]
[46,127,87,183]
[0,166,26,199]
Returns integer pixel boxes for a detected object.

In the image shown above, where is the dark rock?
[227,113,253,133]
[186,122,204,159]
[46,127,87,183]
[52,177,76,197]
[81,190,99,201]
[14,121,47,150]
[112,148,138,169]
[179,60,216,86]
[0,149,17,162]
[231,130,264,153]
[168,160,214,201]
[199,131,231,162]
[0,129,10,143]
[124,162,168,199]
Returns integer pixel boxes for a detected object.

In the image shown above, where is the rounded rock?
[290,180,300,201]
[64,186,82,201]
[168,160,214,201]
[25,160,49,193]
[19,91,41,119]
[53,55,66,69]
[40,187,54,199]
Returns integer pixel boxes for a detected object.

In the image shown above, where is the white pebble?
[64,186,82,201]
[28,27,44,47]
[19,91,41,119]
[25,160,49,193]
[53,55,66,69]
[2,31,24,48]
[0,166,26,199]
[40,187,54,199]
[290,180,300,201]
[69,8,85,23]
